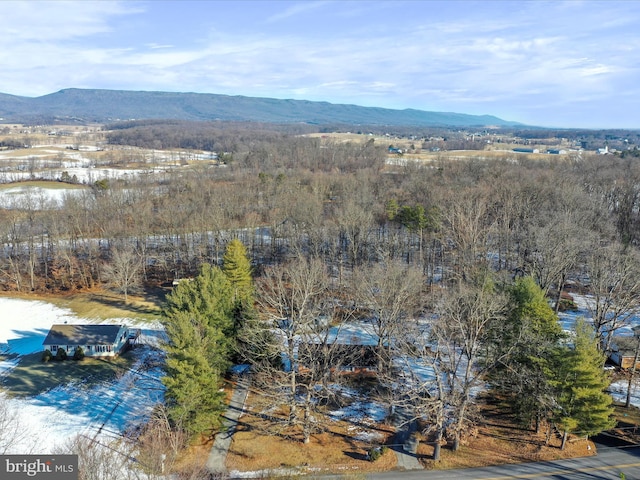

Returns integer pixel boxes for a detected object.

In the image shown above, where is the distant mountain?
[0,88,521,127]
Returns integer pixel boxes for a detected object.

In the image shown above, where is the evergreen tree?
[162,310,228,436]
[552,319,615,449]
[494,277,564,432]
[164,263,234,342]
[222,239,253,304]
[162,263,234,436]
[222,239,257,363]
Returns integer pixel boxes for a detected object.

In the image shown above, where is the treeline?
[2,132,640,330]
[3,138,640,290]
[104,120,320,151]
[3,127,637,463]
[0,142,639,375]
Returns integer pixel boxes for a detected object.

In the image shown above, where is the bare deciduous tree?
[585,241,640,352]
[0,394,33,454]
[250,255,335,442]
[351,259,424,371]
[429,278,508,451]
[102,244,142,302]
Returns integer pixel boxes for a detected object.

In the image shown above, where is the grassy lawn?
[2,350,135,397]
[0,180,87,190]
[609,402,640,444]
[226,388,397,475]
[415,394,595,471]
[0,289,163,397]
[0,287,165,322]
[57,290,165,321]
[226,390,599,475]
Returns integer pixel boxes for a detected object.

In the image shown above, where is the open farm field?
[0,179,86,190]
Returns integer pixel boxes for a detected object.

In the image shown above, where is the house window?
[51,345,57,352]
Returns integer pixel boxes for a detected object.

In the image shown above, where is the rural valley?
[0,112,640,479]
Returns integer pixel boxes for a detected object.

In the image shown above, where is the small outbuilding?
[42,324,131,358]
[609,334,640,369]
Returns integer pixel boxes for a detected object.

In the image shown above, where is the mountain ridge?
[0,88,522,127]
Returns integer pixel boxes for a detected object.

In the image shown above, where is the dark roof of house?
[611,335,640,357]
[298,342,380,368]
[42,324,126,346]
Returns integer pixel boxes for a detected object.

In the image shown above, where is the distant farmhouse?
[42,324,139,358]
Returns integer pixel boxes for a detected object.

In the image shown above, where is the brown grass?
[0,180,87,190]
[225,390,599,476]
[416,395,596,470]
[225,390,396,475]
[0,287,163,321]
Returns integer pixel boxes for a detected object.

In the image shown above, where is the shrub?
[55,348,68,361]
[367,447,382,462]
[42,349,52,362]
[73,346,85,361]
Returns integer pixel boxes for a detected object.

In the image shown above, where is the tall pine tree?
[222,239,256,362]
[222,239,253,304]
[162,310,228,436]
[494,277,564,432]
[162,264,235,437]
[552,319,615,449]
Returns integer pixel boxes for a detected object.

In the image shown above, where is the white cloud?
[1,0,639,127]
[145,43,174,50]
[0,1,139,42]
[264,1,331,24]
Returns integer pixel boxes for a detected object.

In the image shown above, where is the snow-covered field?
[0,184,86,209]
[0,297,165,454]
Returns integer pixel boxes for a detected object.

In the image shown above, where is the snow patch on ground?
[0,298,77,355]
[0,297,165,454]
[0,185,86,208]
[329,399,387,424]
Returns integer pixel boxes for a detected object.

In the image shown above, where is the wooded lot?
[0,123,634,460]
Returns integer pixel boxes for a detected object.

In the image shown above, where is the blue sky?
[2,0,639,129]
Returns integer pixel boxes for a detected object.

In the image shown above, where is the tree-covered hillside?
[0,88,520,127]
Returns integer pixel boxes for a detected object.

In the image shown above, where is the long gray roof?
[42,324,126,346]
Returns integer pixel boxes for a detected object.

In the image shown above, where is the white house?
[42,324,131,358]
